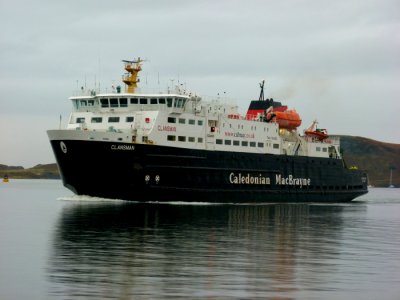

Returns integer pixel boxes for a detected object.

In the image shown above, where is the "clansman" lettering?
[158,125,176,132]
[111,145,135,150]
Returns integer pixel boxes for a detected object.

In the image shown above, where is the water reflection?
[48,202,365,299]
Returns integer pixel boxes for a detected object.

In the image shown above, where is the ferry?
[47,58,368,202]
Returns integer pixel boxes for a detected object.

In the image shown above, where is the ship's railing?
[72,88,101,97]
[302,135,340,145]
[71,85,205,97]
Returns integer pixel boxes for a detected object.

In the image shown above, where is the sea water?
[1,180,399,299]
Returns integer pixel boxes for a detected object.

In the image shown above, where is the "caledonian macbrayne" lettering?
[275,174,311,187]
[229,173,271,185]
[229,173,311,187]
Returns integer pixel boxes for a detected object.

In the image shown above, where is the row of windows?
[316,147,328,152]
[167,136,204,143]
[78,100,95,107]
[216,139,279,149]
[166,117,273,132]
[222,123,271,132]
[167,117,203,126]
[165,136,280,149]
[77,97,187,108]
[76,116,134,124]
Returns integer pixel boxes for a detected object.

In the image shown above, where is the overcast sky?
[1,0,399,167]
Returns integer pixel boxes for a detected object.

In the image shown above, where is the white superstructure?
[64,90,341,159]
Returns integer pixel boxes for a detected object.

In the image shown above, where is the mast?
[122,57,144,93]
[259,80,265,101]
[389,166,394,187]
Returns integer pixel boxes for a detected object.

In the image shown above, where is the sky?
[0,0,399,167]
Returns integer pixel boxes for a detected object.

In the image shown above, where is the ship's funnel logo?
[60,141,67,154]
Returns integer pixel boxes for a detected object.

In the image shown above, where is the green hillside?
[339,136,399,187]
[0,164,60,179]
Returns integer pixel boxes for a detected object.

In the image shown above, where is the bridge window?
[130,98,138,104]
[100,99,109,107]
[159,98,166,104]
[126,116,134,122]
[119,98,128,107]
[179,118,185,124]
[167,98,173,107]
[110,98,118,108]
[258,142,264,148]
[139,98,147,104]
[80,100,87,106]
[76,117,85,123]
[150,98,158,104]
[198,120,203,126]
[168,117,176,123]
[88,100,95,106]
[174,98,186,108]
[189,119,195,125]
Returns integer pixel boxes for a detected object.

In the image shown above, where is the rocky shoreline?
[0,163,60,179]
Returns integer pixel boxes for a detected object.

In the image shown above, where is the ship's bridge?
[67,93,198,132]
[70,93,191,113]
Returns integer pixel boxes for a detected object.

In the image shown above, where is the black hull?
[50,140,368,203]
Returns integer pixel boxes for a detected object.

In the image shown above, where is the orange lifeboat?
[267,109,302,130]
[304,120,329,141]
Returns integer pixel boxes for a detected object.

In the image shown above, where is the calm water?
[1,180,400,299]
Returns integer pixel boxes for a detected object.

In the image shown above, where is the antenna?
[98,57,101,92]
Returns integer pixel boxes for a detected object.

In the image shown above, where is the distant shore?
[0,163,60,179]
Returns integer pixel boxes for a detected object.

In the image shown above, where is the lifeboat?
[304,120,329,141]
[266,108,302,130]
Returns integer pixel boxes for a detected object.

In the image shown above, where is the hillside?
[339,136,400,187]
[0,164,60,179]
[1,136,399,186]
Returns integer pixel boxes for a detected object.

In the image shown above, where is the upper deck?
[61,58,342,160]
[70,93,193,113]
